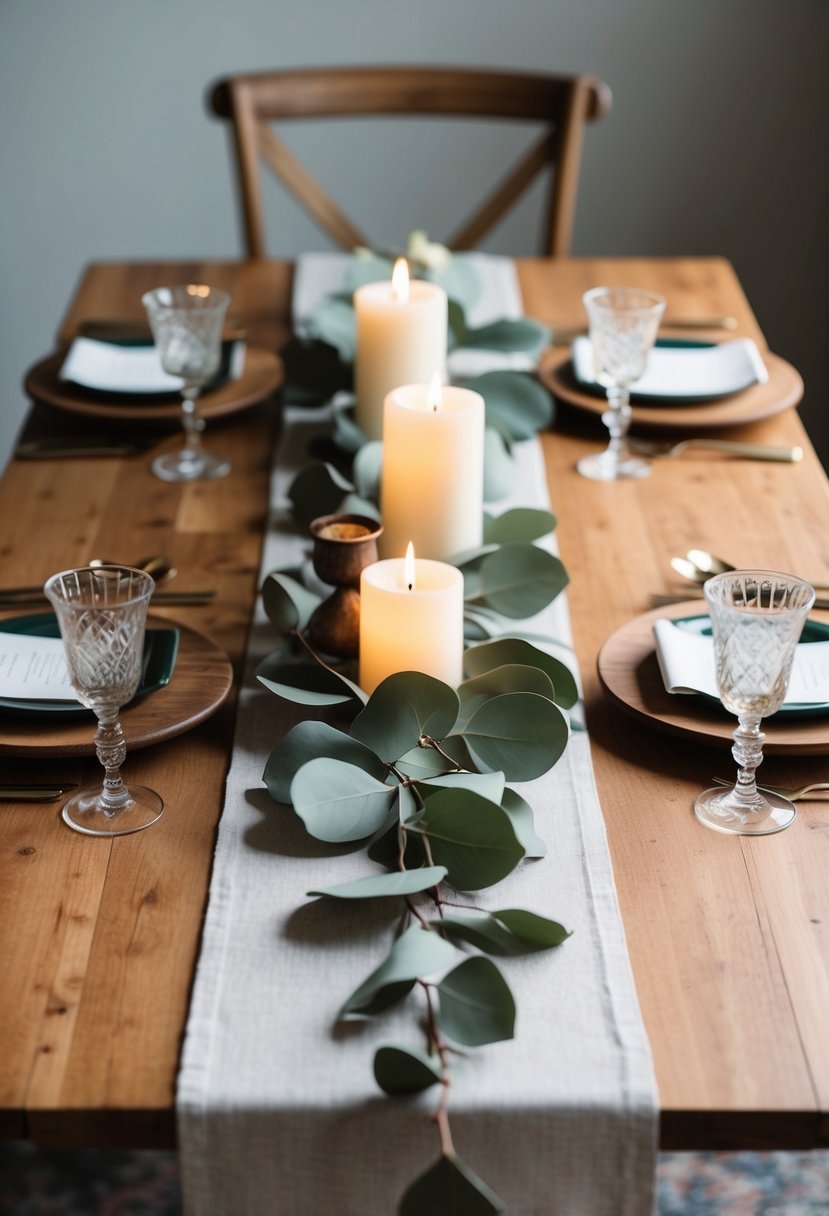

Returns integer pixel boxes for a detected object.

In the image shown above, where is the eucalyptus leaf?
[458,370,553,441]
[373,1045,442,1095]
[421,770,506,805]
[281,336,352,406]
[469,544,568,618]
[451,543,500,569]
[330,396,366,454]
[446,297,469,350]
[338,492,381,522]
[400,1153,506,1216]
[291,757,396,842]
[352,440,383,502]
[351,673,460,763]
[458,664,556,724]
[500,787,546,859]
[257,658,365,707]
[417,789,524,890]
[368,822,427,870]
[308,866,447,900]
[463,615,494,643]
[437,908,570,956]
[482,507,557,545]
[482,426,516,502]
[455,692,569,781]
[306,294,357,360]
[341,924,457,1018]
[394,745,450,781]
[288,462,354,527]
[437,956,515,1045]
[464,638,579,710]
[460,316,550,354]
[264,720,386,804]
[397,782,422,826]
[261,571,322,633]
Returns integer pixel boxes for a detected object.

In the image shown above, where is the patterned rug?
[1,1143,828,1215]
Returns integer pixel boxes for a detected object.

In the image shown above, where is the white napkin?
[572,336,768,400]
[653,617,829,706]
[59,337,246,395]
[0,632,77,701]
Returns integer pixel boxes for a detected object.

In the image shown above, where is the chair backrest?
[208,66,611,258]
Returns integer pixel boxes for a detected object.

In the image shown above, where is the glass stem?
[181,386,205,460]
[729,714,765,807]
[603,385,632,458]
[94,713,131,814]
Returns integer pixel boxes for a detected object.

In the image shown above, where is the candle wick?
[408,582,413,591]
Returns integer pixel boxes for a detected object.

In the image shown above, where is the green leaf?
[417,789,524,890]
[351,673,460,763]
[460,316,550,354]
[446,297,469,349]
[330,396,367,454]
[482,507,557,545]
[400,1153,505,1216]
[458,663,556,724]
[308,866,447,899]
[352,440,383,502]
[470,544,568,618]
[261,571,322,633]
[264,720,386,804]
[288,461,354,527]
[338,492,381,522]
[281,336,352,407]
[368,822,427,869]
[437,956,515,1045]
[421,770,506,805]
[455,692,569,781]
[394,745,450,781]
[306,294,357,360]
[291,757,396,842]
[482,426,516,502]
[458,370,553,441]
[437,908,570,956]
[341,924,456,1017]
[464,638,579,710]
[257,658,365,707]
[374,1045,443,1095]
[500,787,546,858]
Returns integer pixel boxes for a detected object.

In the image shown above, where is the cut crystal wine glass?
[694,570,815,835]
[44,566,164,836]
[578,287,665,481]
[142,284,231,481]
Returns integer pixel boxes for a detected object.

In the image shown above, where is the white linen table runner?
[177,255,658,1216]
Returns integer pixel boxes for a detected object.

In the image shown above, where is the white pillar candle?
[380,378,485,562]
[359,545,464,695]
[354,259,447,441]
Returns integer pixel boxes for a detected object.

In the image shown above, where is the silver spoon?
[89,555,177,584]
[671,550,829,594]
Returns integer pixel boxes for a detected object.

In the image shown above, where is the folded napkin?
[572,336,768,400]
[654,617,829,707]
[60,336,245,396]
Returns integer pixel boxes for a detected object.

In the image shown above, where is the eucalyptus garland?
[258,241,573,1213]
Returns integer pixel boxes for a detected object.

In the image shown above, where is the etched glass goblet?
[577,287,665,481]
[695,570,815,835]
[44,566,164,837]
[142,284,231,481]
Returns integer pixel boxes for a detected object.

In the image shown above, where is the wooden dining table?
[1,256,827,1155]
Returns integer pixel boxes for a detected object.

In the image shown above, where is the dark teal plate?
[673,614,829,719]
[0,613,179,717]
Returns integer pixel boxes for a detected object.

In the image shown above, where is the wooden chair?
[207,66,612,258]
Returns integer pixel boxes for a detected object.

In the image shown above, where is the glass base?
[576,449,651,481]
[61,784,164,837]
[694,786,796,836]
[152,449,230,482]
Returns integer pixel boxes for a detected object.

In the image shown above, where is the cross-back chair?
[207,66,612,258]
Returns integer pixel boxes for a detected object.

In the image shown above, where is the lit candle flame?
[391,258,410,305]
[427,372,442,413]
[404,541,415,591]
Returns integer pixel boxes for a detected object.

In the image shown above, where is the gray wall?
[2,0,827,469]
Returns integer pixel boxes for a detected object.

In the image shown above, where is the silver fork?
[712,777,829,801]
[628,438,803,462]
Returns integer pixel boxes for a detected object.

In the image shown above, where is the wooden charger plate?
[23,347,283,425]
[538,346,803,431]
[597,601,829,756]
[0,615,233,757]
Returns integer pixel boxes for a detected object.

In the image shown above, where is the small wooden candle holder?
[307,513,383,658]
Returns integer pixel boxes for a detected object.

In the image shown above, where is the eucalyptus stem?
[420,735,463,771]
[419,979,454,1157]
[292,626,350,681]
